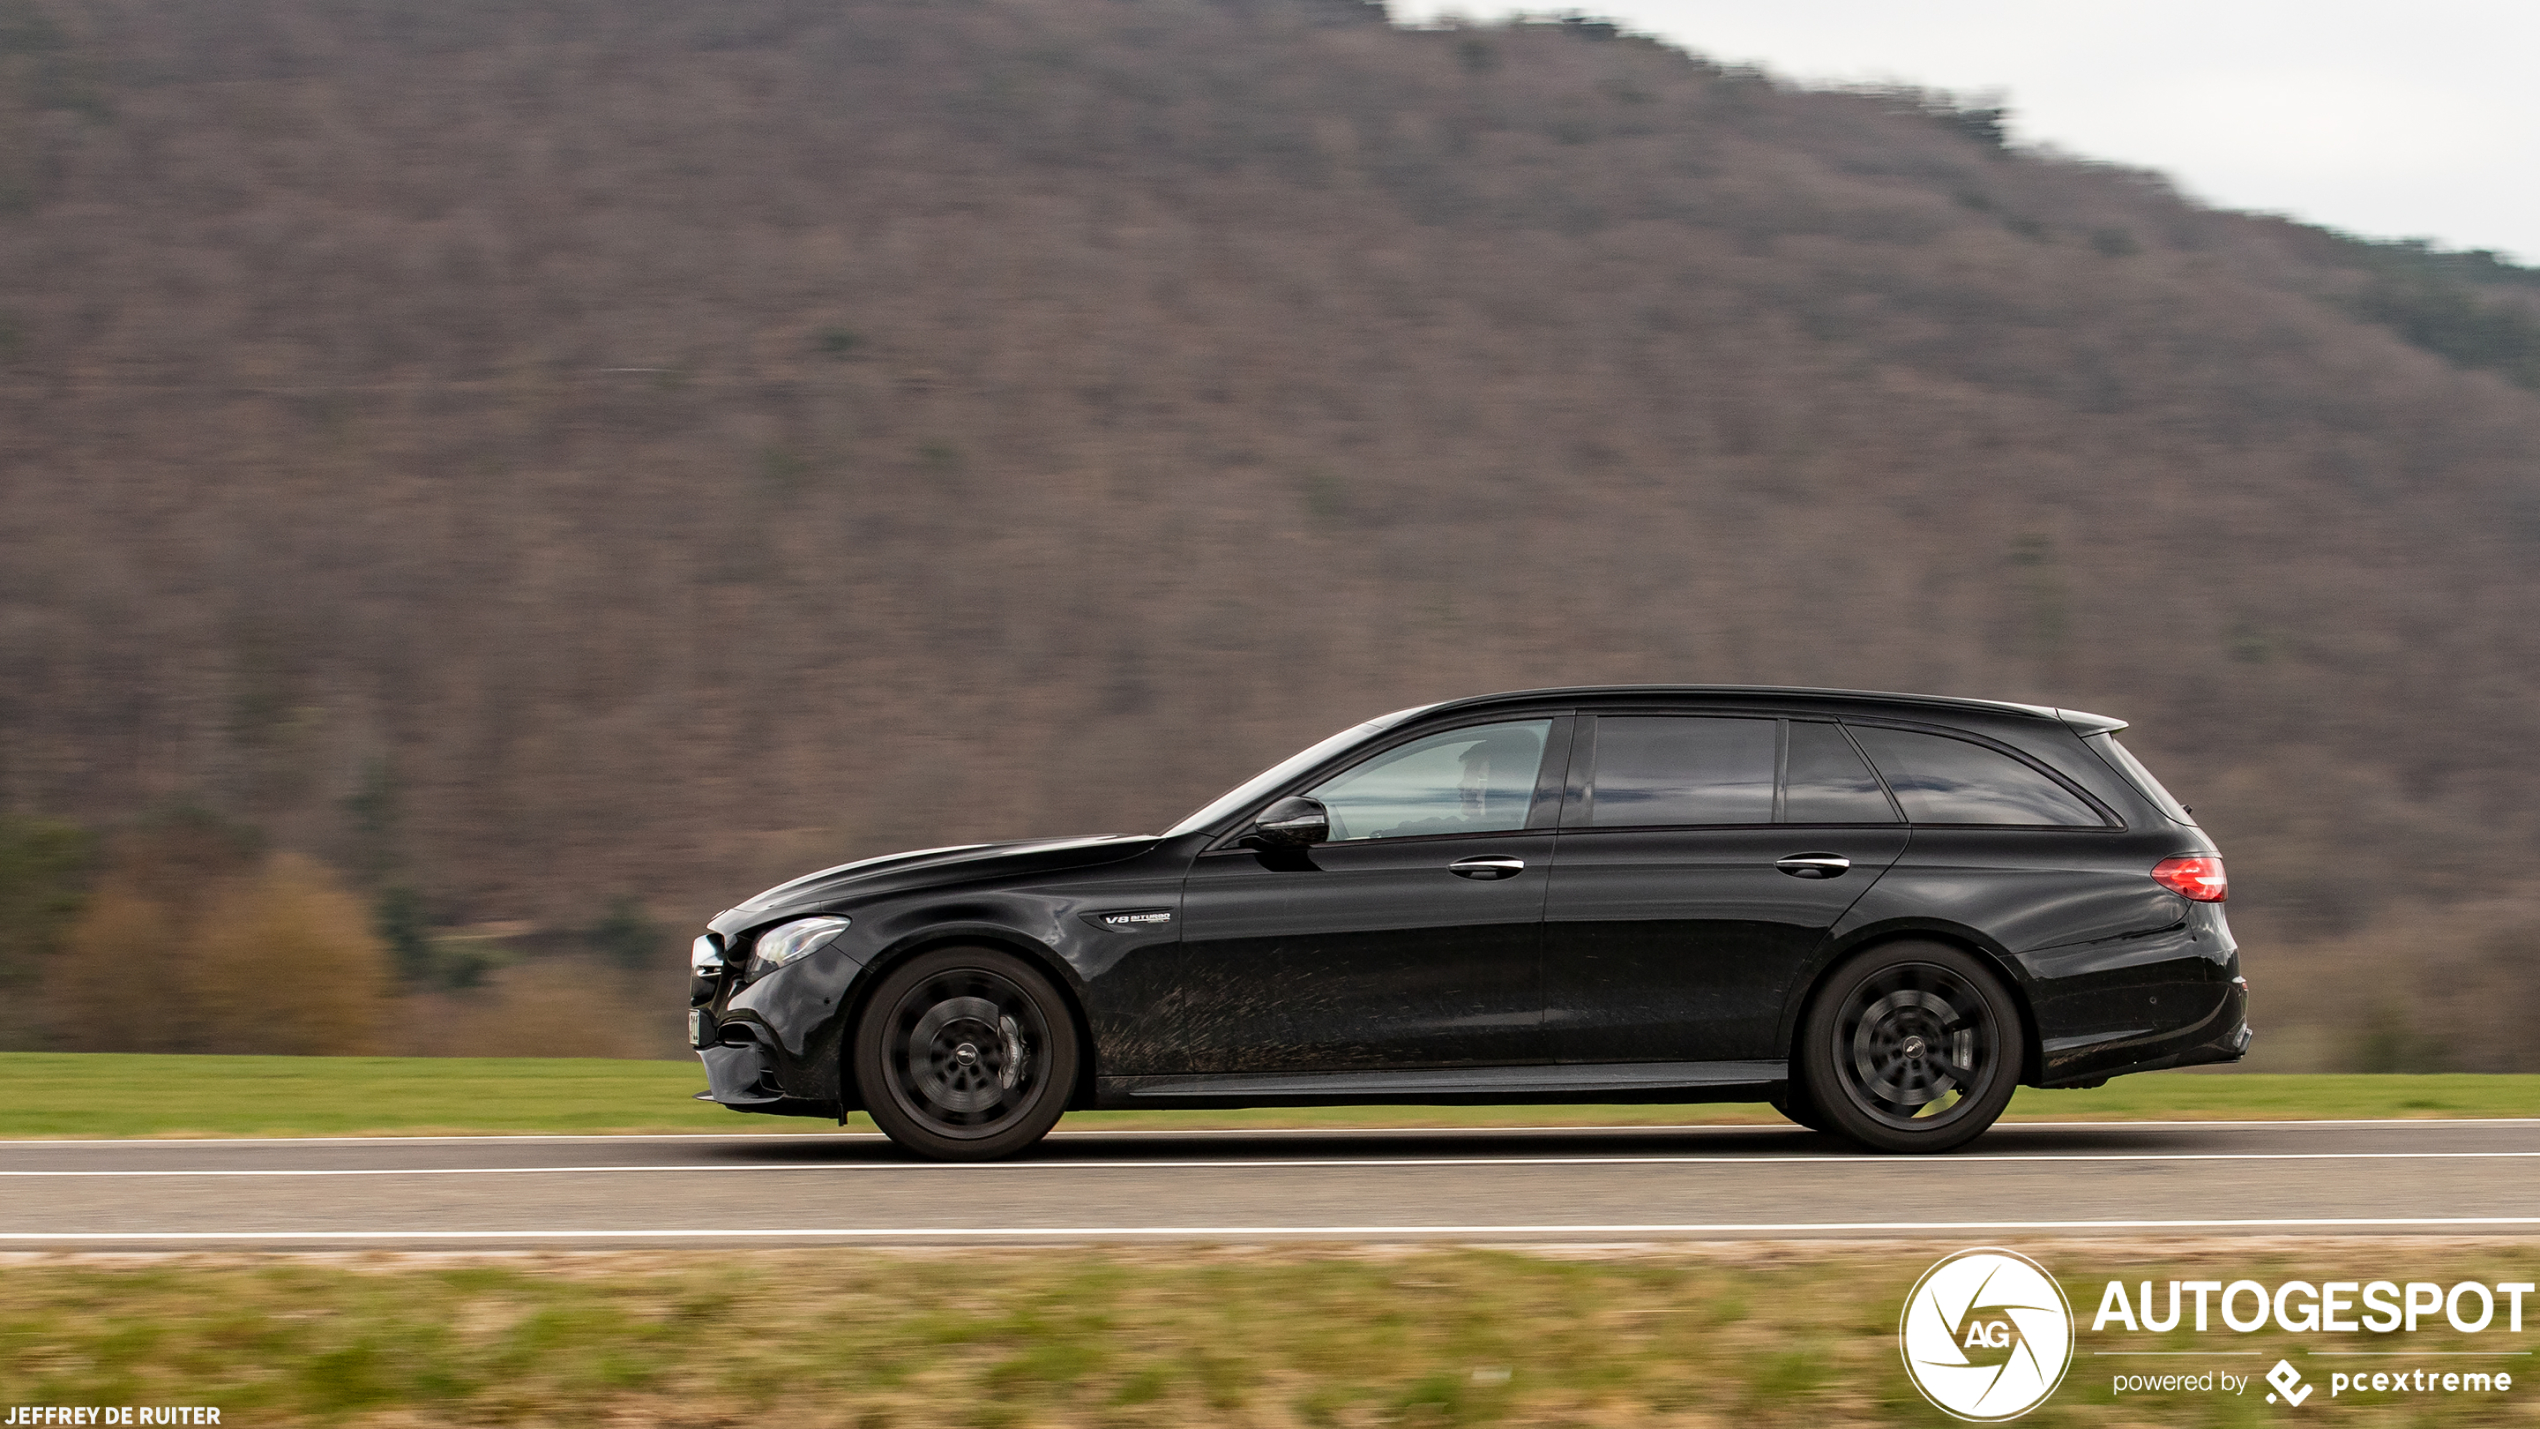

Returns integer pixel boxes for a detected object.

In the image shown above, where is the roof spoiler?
[2057,708,2128,736]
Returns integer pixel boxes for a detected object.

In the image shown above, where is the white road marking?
[1044,1118,2540,1133]
[4,1150,2539,1177]
[6,1216,2540,1242]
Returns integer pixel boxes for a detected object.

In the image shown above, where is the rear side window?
[2088,732,2197,825]
[1847,726,2104,827]
[1784,721,1902,824]
[1591,717,1777,826]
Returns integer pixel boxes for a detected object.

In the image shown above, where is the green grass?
[2009,1071,2540,1122]
[4,1245,2535,1426]
[0,1053,743,1138]
[1,1053,2536,1138]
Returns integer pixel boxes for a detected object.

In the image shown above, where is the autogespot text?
[2092,1278,2535,1335]
[2094,1277,2529,1405]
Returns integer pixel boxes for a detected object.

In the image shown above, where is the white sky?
[1389,0,2540,265]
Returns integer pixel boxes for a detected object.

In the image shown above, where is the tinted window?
[1848,726,2103,827]
[2089,732,2196,825]
[1308,720,1551,840]
[1591,717,1777,826]
[1784,721,1901,823]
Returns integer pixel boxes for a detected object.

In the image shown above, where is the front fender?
[735,915,1091,1112]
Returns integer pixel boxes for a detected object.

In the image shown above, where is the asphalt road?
[4,1119,2538,1248]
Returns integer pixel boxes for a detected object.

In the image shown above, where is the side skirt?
[1094,1060,1787,1110]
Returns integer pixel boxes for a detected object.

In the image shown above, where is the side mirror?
[1248,795,1329,848]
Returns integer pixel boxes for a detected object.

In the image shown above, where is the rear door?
[1543,714,1908,1063]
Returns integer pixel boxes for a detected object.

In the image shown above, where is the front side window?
[1847,725,2104,827]
[1589,716,1777,826]
[1306,719,1552,840]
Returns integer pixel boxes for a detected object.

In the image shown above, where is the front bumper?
[698,1031,785,1104]
[687,934,862,1117]
[694,1030,846,1119]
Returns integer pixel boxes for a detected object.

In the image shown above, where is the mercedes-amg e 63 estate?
[687,686,2248,1158]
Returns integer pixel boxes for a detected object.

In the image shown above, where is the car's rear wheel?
[1800,940,2021,1154]
[853,946,1077,1161]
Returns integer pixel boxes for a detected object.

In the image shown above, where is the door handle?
[1448,855,1527,880]
[1774,853,1851,879]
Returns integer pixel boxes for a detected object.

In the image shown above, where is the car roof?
[1403,685,2126,733]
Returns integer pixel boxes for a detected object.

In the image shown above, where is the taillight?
[2152,855,2227,902]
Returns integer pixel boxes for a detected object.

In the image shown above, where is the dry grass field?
[5,1243,2536,1426]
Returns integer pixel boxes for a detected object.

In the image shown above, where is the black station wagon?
[688,687,2249,1158]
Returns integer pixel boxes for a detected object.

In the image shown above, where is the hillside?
[4,0,2539,1065]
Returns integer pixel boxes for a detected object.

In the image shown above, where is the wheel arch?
[839,924,1102,1113]
[1783,924,2046,1086]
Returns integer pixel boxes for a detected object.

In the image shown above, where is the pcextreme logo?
[1901,1248,2077,1421]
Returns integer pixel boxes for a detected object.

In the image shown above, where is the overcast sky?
[1390,0,2540,265]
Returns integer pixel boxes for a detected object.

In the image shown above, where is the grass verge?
[3,1244,2535,1426]
[0,1053,2535,1138]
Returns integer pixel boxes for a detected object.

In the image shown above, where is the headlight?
[691,934,725,970]
[744,916,851,980]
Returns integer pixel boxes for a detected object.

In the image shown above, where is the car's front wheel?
[852,946,1078,1161]
[1799,940,2022,1154]
[1770,1079,1833,1133]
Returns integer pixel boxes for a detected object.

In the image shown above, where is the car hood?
[706,834,1160,936]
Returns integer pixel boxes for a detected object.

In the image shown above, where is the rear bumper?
[2036,975,2250,1088]
[2151,978,2254,1071]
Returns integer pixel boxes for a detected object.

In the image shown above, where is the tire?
[1770,1079,1834,1133]
[1799,940,2022,1154]
[852,945,1078,1161]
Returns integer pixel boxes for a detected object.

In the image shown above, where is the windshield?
[1164,705,1433,837]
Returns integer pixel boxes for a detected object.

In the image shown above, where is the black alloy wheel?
[852,946,1078,1161]
[1799,940,2022,1153]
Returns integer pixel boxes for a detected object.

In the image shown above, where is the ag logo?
[1900,1248,2075,1421]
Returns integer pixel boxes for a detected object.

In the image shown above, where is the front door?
[1168,717,1564,1073]
[1545,715,1907,1064]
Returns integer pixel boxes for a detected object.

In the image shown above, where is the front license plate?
[689,1009,714,1050]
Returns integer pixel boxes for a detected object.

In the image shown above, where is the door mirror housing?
[1248,795,1329,848]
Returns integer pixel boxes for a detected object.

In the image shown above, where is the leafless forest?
[4,0,2538,1066]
